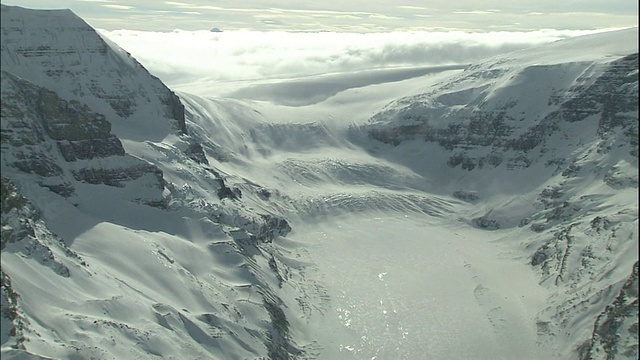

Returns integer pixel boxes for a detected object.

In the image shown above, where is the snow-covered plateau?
[1,4,638,360]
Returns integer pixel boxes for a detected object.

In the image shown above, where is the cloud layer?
[5,0,638,31]
[101,29,616,86]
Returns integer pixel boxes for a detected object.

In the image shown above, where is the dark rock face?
[39,182,75,198]
[573,54,638,127]
[56,136,124,162]
[204,168,241,200]
[226,214,291,247]
[0,4,211,204]
[471,213,501,230]
[579,261,639,359]
[263,292,301,360]
[548,53,639,156]
[0,6,133,115]
[72,163,164,188]
[163,93,187,134]
[1,71,165,196]
[1,177,34,250]
[10,151,62,177]
[185,141,209,165]
[257,214,292,242]
[0,177,82,275]
[2,71,125,163]
[1,269,26,350]
[369,110,514,151]
[453,190,480,202]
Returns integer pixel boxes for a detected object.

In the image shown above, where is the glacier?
[1,4,638,360]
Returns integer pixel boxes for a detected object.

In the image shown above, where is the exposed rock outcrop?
[2,70,124,162]
[579,262,639,359]
[366,53,638,171]
[1,176,85,281]
[1,71,166,201]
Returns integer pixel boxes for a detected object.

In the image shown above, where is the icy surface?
[293,215,553,359]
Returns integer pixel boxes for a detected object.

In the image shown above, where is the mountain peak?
[1,4,186,142]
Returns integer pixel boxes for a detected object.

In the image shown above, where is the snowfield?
[293,214,554,359]
[1,5,638,360]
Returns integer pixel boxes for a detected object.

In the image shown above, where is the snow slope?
[1,4,638,360]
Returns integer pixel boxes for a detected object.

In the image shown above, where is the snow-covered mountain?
[1,5,307,359]
[354,30,639,359]
[1,4,638,360]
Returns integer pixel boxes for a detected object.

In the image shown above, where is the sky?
[1,0,638,32]
[2,1,637,96]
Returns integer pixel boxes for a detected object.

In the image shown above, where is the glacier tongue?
[1,4,638,360]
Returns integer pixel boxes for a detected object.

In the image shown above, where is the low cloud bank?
[101,29,617,84]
